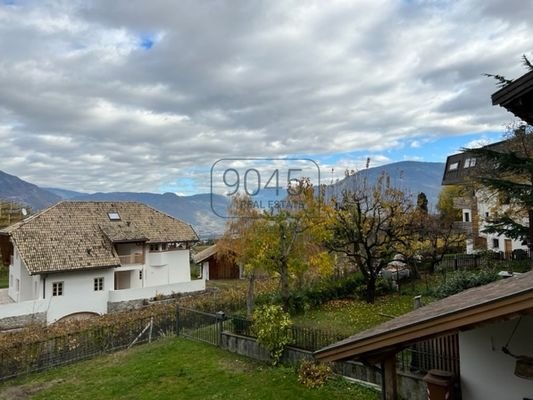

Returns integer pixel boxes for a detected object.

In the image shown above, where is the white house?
[315,272,533,400]
[0,201,205,324]
[441,142,530,257]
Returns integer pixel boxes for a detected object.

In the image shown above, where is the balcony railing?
[452,197,473,209]
[452,221,472,234]
[118,253,144,265]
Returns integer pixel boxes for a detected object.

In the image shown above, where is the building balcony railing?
[453,197,473,209]
[118,253,144,265]
[452,221,472,234]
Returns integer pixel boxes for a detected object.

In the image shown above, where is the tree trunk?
[280,260,290,312]
[246,272,256,317]
[366,275,376,304]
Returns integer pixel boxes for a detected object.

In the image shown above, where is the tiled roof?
[192,244,218,264]
[316,271,533,359]
[1,201,198,274]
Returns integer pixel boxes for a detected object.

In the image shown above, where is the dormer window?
[448,162,459,171]
[108,212,121,221]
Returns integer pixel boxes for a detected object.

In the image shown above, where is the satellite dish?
[21,208,27,216]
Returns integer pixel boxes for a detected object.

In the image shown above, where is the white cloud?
[0,0,530,193]
[464,137,496,149]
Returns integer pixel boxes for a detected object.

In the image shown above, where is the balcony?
[453,197,473,209]
[452,221,472,234]
[118,253,144,265]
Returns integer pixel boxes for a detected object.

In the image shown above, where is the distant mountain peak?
[0,170,61,210]
[327,161,445,209]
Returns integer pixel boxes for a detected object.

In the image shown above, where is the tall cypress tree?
[467,125,533,254]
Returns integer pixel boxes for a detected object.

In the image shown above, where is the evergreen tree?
[416,192,429,214]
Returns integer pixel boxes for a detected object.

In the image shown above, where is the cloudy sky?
[0,0,531,195]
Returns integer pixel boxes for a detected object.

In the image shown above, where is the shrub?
[258,273,366,314]
[431,269,500,299]
[297,360,333,388]
[253,304,292,365]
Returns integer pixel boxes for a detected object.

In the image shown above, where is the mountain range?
[0,161,446,237]
[325,161,445,210]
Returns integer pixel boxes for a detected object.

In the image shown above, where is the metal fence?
[219,314,347,352]
[0,309,176,380]
[437,254,480,271]
[397,333,460,375]
[176,306,224,346]
[437,251,532,272]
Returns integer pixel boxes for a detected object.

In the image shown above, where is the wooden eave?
[492,69,533,124]
[315,289,533,363]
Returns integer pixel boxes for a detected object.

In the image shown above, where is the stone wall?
[0,312,46,330]
[107,299,146,314]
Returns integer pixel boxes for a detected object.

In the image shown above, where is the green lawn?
[292,295,419,337]
[0,337,379,400]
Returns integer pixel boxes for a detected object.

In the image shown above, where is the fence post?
[216,311,225,347]
[176,306,180,337]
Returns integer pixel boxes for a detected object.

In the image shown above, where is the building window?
[492,239,499,249]
[464,158,476,168]
[448,162,459,171]
[107,212,121,221]
[464,212,470,223]
[94,277,104,291]
[150,244,159,252]
[52,282,63,296]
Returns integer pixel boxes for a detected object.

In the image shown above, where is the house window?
[464,158,476,168]
[150,244,159,252]
[94,277,104,291]
[463,212,470,223]
[492,239,499,249]
[448,162,459,171]
[52,282,63,296]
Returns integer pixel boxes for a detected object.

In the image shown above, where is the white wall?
[8,246,39,302]
[476,193,529,254]
[146,249,191,287]
[44,269,114,323]
[202,261,209,280]
[108,279,205,302]
[459,316,533,400]
[8,246,20,301]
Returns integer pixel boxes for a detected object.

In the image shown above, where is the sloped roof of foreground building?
[0,201,198,275]
[315,271,533,362]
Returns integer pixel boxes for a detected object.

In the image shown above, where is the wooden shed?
[192,244,240,280]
